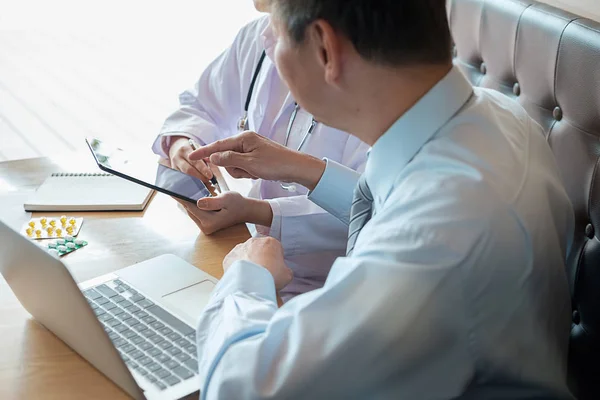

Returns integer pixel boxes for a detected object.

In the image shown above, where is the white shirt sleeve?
[259,196,348,255]
[151,17,269,158]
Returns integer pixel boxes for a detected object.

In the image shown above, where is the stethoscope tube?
[239,50,318,192]
[239,51,267,132]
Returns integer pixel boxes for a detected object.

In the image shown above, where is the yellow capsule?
[66,227,74,234]
[26,228,33,236]
[40,217,47,225]
[49,220,56,227]
[69,218,76,226]
[56,228,62,237]
[35,229,42,237]
[47,226,54,235]
[60,215,67,224]
[28,221,35,228]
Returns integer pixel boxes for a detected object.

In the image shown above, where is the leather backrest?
[448,1,600,398]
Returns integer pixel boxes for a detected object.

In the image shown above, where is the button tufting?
[513,83,520,96]
[573,310,581,325]
[585,223,595,239]
[553,106,563,121]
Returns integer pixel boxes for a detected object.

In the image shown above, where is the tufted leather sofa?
[448,0,600,398]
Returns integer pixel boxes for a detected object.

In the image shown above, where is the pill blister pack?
[37,235,89,257]
[21,216,83,239]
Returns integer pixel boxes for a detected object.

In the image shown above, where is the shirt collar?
[365,66,474,200]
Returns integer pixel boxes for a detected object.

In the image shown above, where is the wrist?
[287,153,326,191]
[245,199,273,227]
[167,135,190,158]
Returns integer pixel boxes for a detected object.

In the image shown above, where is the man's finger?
[184,204,214,223]
[209,151,251,170]
[189,158,214,180]
[189,136,245,161]
[197,196,226,211]
[175,159,207,181]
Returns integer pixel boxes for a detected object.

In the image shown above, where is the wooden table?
[0,157,250,399]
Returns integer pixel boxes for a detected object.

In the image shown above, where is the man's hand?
[176,192,273,235]
[223,237,293,291]
[168,136,214,183]
[188,131,326,191]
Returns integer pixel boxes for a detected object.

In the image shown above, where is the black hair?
[273,0,452,66]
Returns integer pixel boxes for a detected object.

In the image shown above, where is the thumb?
[197,195,226,211]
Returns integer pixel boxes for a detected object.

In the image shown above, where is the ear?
[308,20,343,87]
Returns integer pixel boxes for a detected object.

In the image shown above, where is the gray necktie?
[347,176,374,256]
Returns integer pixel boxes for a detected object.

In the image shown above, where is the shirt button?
[553,106,563,121]
[585,223,595,239]
[513,82,520,96]
[480,62,487,75]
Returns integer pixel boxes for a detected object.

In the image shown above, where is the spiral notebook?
[24,172,154,212]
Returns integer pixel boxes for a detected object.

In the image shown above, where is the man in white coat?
[151,1,369,301]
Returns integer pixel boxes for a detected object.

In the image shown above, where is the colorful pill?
[28,221,35,228]
[40,217,47,225]
[60,215,67,224]
[69,218,76,226]
[49,220,57,227]
[26,228,33,236]
[35,229,42,237]
[55,228,63,237]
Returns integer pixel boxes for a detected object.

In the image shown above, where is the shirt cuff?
[151,132,198,158]
[255,199,282,241]
[210,260,277,304]
[308,158,360,226]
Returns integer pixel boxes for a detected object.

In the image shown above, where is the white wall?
[537,0,600,22]
[0,1,263,161]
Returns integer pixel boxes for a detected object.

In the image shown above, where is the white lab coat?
[152,16,369,299]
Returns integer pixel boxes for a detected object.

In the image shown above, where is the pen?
[188,139,221,192]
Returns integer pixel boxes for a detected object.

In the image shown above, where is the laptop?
[0,219,218,399]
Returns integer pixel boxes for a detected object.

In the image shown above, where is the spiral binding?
[50,172,112,177]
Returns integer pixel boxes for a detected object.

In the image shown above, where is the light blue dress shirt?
[195,67,575,399]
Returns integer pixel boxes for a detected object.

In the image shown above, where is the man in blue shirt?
[189,0,575,398]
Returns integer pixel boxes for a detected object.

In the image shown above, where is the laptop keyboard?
[83,279,198,392]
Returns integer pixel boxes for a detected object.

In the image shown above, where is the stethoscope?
[238,50,318,192]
